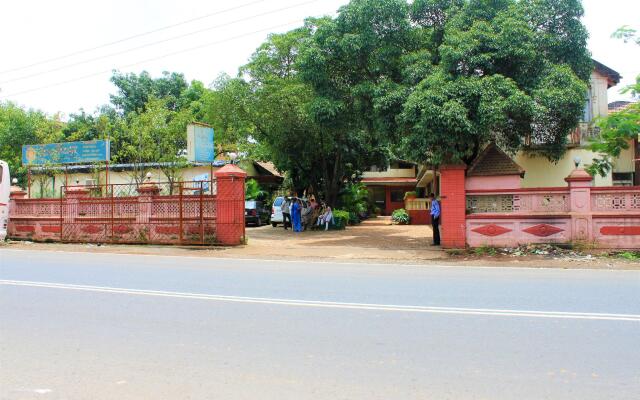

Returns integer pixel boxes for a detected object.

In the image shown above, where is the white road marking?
[2,279,639,322]
[1,248,636,272]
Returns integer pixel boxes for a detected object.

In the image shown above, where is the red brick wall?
[440,165,467,248]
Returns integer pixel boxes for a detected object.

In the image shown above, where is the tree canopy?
[212,0,591,202]
[2,0,594,201]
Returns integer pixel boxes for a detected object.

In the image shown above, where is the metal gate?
[59,181,217,245]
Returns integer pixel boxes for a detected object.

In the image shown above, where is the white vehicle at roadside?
[0,160,10,241]
[270,196,285,227]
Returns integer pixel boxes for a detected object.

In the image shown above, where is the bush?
[348,211,360,225]
[332,209,350,230]
[339,183,370,219]
[391,208,410,225]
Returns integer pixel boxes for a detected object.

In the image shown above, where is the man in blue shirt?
[429,193,441,246]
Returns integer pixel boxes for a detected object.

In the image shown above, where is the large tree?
[212,20,388,203]
[209,0,591,201]
[0,102,63,184]
[398,0,591,165]
[109,70,189,115]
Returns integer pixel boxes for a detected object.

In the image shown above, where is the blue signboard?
[22,140,110,166]
[187,124,215,163]
[193,173,210,192]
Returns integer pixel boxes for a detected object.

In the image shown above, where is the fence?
[7,165,247,245]
[404,198,432,225]
[464,182,640,249]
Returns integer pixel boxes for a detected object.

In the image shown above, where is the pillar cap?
[137,184,161,195]
[215,164,247,178]
[564,168,593,183]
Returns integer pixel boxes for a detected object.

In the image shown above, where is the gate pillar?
[565,168,593,242]
[439,164,467,248]
[215,164,247,245]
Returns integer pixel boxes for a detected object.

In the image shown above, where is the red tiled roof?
[467,143,525,177]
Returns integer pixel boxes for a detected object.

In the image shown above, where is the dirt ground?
[2,217,638,269]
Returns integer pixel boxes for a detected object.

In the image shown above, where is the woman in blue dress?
[291,198,302,232]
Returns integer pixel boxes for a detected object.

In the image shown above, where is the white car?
[270,196,285,227]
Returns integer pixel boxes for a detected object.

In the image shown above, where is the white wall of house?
[515,68,633,188]
[362,168,416,179]
[29,165,216,198]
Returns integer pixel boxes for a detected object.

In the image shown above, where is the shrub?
[245,179,266,201]
[339,183,370,219]
[332,209,350,230]
[348,211,363,225]
[391,208,410,225]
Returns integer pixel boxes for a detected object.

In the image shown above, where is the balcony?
[525,122,600,148]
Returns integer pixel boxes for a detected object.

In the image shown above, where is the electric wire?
[0,0,320,85]
[0,20,302,99]
[0,0,266,75]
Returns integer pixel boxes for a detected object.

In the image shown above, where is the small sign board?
[22,140,110,166]
[193,173,210,192]
[187,123,215,163]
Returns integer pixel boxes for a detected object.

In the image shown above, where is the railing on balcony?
[405,198,431,211]
[524,122,600,148]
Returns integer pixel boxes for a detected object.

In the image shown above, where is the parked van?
[270,196,285,227]
[0,160,10,241]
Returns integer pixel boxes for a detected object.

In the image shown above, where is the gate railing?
[55,181,217,245]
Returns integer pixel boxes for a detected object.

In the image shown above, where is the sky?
[0,0,638,117]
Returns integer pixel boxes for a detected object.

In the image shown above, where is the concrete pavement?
[1,249,639,399]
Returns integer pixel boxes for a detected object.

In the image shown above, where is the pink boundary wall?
[465,175,521,191]
[465,169,640,249]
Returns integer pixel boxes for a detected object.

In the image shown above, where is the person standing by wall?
[429,193,441,246]
[281,196,291,230]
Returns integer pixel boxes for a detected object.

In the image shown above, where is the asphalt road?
[1,249,639,400]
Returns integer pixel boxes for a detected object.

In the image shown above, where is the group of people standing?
[280,196,333,233]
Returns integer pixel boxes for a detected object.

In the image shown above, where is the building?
[514,60,638,187]
[27,160,282,198]
[361,160,418,215]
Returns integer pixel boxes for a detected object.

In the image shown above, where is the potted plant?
[404,191,417,200]
[391,208,410,225]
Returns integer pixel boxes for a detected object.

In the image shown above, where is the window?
[612,172,634,186]
[0,165,3,184]
[273,197,284,206]
[390,189,404,203]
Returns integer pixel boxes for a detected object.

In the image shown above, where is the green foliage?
[474,245,498,256]
[612,25,640,46]
[400,0,590,164]
[331,209,350,230]
[616,251,640,261]
[587,99,640,177]
[0,102,64,184]
[338,182,370,219]
[391,208,410,224]
[109,70,188,115]
[245,179,266,201]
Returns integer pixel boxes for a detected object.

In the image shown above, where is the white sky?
[0,0,638,117]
